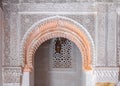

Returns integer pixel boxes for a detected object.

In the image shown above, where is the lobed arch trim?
[20,16,95,72]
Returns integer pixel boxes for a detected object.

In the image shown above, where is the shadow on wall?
[34,40,51,86]
[0,0,3,9]
[33,38,83,86]
[96,83,115,86]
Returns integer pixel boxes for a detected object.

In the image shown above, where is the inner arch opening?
[22,17,94,71]
[31,37,85,86]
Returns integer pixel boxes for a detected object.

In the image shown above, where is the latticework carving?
[51,38,72,68]
[2,67,22,84]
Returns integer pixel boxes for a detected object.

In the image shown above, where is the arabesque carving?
[21,16,95,72]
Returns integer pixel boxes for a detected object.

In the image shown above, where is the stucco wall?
[1,0,120,86]
[3,2,118,67]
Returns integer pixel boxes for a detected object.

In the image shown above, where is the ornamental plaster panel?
[94,67,119,83]
[20,14,48,40]
[18,3,96,13]
[67,15,96,41]
[2,4,11,66]
[117,14,120,66]
[107,4,117,66]
[10,12,21,66]
[2,3,21,67]
[96,3,117,66]
[3,0,19,3]
[20,14,96,41]
[2,67,22,85]
[96,4,108,66]
[96,12,106,66]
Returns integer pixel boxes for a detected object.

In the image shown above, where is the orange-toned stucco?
[23,19,93,72]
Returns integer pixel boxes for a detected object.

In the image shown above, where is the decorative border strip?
[94,67,119,83]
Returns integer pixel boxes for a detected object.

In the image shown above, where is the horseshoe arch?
[20,16,95,72]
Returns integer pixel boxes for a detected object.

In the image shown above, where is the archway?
[33,37,84,86]
[21,16,95,86]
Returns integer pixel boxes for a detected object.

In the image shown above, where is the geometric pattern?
[2,67,21,85]
[94,67,119,83]
[51,38,72,68]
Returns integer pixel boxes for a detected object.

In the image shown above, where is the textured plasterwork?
[20,16,95,71]
[117,13,120,66]
[2,3,21,67]
[106,4,117,66]
[1,1,120,85]
[96,4,107,66]
[18,2,97,68]
[3,0,119,3]
[96,3,117,66]
[3,2,96,68]
[18,3,96,13]
[94,67,119,83]
[20,14,96,41]
[2,67,22,85]
[10,12,21,66]
[2,4,11,66]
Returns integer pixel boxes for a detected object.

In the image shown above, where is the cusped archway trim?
[20,16,95,72]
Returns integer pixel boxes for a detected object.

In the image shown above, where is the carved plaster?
[94,67,119,83]
[20,16,95,72]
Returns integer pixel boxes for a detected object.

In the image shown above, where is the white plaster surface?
[1,0,120,86]
[22,72,30,86]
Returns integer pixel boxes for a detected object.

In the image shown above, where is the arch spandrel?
[21,16,95,72]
